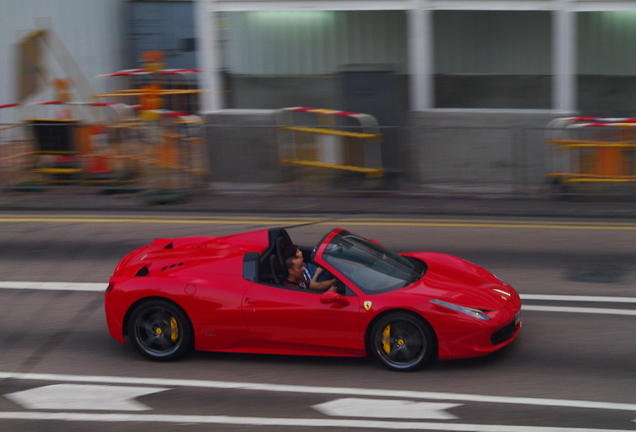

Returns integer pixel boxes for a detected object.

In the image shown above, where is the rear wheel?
[368,312,435,371]
[127,299,193,361]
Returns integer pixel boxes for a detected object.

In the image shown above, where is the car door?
[241,282,361,356]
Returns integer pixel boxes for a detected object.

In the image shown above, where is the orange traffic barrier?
[546,117,636,184]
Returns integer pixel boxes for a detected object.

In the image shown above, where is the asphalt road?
[0,212,635,431]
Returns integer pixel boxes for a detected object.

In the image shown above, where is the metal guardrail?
[277,107,384,177]
[2,118,636,200]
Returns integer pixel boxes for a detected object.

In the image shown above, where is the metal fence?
[400,124,636,198]
[3,119,636,201]
[0,118,209,200]
[202,123,557,195]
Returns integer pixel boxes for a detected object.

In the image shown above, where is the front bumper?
[436,310,522,360]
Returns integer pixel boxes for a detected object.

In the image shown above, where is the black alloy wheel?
[128,299,193,361]
[369,312,435,371]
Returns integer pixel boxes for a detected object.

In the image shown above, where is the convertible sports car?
[105,228,521,371]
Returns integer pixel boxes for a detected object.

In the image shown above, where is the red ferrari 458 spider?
[105,228,521,371]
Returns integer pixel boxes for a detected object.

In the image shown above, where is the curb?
[2,187,636,219]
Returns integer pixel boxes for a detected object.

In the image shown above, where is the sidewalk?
[1,183,636,218]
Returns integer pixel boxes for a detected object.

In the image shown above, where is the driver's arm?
[309,278,337,291]
[311,267,323,282]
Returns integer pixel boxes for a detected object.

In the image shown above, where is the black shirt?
[283,278,310,289]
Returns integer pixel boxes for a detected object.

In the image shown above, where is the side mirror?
[320,290,350,306]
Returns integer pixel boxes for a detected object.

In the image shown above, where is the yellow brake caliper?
[381,324,391,354]
[170,317,179,342]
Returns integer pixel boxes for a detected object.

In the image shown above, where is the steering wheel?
[334,279,348,295]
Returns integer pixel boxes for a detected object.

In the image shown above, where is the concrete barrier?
[404,110,564,189]
[202,109,570,192]
[202,110,281,183]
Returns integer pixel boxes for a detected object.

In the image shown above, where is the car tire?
[368,312,435,371]
[127,299,193,361]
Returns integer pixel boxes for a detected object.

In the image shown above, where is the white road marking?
[0,411,632,431]
[522,305,636,316]
[1,372,636,412]
[2,283,636,304]
[0,282,105,291]
[5,384,168,411]
[312,398,461,420]
[2,283,636,316]
[521,294,636,303]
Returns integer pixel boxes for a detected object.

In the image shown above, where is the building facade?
[0,0,129,107]
[198,0,636,117]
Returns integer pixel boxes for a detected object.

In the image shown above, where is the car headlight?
[493,274,507,285]
[430,299,491,321]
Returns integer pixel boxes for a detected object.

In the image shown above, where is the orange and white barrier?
[24,100,133,123]
[91,68,203,116]
[546,117,636,184]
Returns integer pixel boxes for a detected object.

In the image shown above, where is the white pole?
[552,0,576,114]
[408,0,434,111]
[195,0,223,112]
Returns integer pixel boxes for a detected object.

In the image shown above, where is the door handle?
[245,298,258,305]
[320,291,350,306]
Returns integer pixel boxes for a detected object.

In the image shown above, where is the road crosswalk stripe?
[1,372,636,412]
[0,411,631,431]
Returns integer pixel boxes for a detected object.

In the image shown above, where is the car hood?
[402,252,518,310]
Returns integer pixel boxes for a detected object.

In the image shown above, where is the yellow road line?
[0,216,636,230]
[321,221,636,230]
[0,218,314,225]
[0,214,323,221]
[4,214,636,226]
[338,218,636,228]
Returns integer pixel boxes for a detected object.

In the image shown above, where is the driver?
[282,244,313,280]
[284,256,337,292]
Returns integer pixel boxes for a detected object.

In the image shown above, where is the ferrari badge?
[364,301,372,311]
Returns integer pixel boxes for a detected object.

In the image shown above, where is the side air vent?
[161,263,184,271]
[165,243,173,249]
[135,266,149,277]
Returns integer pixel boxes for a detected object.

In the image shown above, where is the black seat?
[275,236,292,264]
[258,228,293,284]
[269,254,285,285]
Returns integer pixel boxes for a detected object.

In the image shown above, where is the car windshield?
[321,231,422,294]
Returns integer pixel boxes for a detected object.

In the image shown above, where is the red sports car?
[105,228,521,371]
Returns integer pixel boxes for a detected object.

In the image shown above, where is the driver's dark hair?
[282,244,299,261]
[285,255,298,270]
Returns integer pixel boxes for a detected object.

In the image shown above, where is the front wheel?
[368,312,435,371]
[127,299,193,361]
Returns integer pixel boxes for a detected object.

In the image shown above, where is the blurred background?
[2,4,636,430]
[1,0,636,199]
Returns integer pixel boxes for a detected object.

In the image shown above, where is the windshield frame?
[317,230,423,295]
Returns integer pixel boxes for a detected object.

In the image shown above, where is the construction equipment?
[15,28,100,121]
[3,41,209,194]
